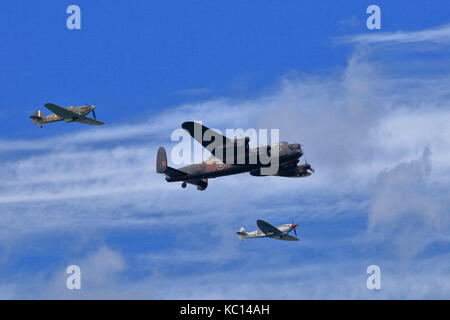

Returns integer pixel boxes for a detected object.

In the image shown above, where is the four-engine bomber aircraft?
[30,103,104,127]
[237,219,299,241]
[157,121,314,190]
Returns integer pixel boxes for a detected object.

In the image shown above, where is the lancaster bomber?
[30,103,104,127]
[237,219,299,241]
[156,121,314,190]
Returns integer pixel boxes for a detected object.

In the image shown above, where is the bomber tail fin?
[156,147,168,174]
[156,146,189,182]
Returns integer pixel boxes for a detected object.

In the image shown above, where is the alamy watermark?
[366,5,381,30]
[66,265,81,290]
[66,5,81,30]
[366,265,381,290]
[169,123,282,175]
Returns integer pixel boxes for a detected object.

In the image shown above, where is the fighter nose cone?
[292,224,297,228]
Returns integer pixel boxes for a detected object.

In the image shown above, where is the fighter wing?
[256,220,283,236]
[75,116,105,126]
[182,121,232,154]
[44,103,80,119]
[276,234,299,241]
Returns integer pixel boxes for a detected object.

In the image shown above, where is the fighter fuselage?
[240,224,296,239]
[30,105,96,125]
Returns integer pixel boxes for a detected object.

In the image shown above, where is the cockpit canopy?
[279,141,301,151]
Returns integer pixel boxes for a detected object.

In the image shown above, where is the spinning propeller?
[90,100,97,119]
[303,152,315,174]
[304,160,315,174]
[290,216,298,236]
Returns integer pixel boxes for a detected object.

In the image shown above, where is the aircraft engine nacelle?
[296,164,313,177]
[251,164,312,177]
[275,165,312,177]
[196,179,208,191]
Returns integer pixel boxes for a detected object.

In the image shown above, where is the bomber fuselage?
[165,142,303,182]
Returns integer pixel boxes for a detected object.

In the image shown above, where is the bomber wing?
[275,159,300,177]
[256,220,283,237]
[186,178,208,191]
[164,166,188,178]
[279,159,300,171]
[182,121,232,154]
[182,121,251,164]
[257,159,300,176]
[44,103,80,119]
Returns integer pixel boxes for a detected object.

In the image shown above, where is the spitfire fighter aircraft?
[30,103,104,127]
[237,219,299,241]
[156,121,314,190]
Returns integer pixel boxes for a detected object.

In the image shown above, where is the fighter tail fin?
[236,227,247,239]
[30,110,44,124]
[156,147,168,174]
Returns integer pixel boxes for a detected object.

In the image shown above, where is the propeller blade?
[290,216,297,236]
[303,151,314,173]
[92,109,97,120]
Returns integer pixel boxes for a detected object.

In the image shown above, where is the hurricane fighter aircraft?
[237,219,299,241]
[30,103,104,127]
[156,121,314,190]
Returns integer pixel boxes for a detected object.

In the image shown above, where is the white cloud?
[1,37,449,235]
[5,246,450,299]
[340,23,450,46]
[1,53,449,230]
[1,23,450,299]
[366,147,450,259]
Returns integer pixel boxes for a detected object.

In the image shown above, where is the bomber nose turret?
[288,143,303,156]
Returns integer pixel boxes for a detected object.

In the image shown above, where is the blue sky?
[2,0,450,138]
[1,1,450,299]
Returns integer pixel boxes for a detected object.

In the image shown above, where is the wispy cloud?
[1,23,450,299]
[1,39,449,233]
[339,23,450,46]
[367,147,450,256]
[5,246,450,299]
